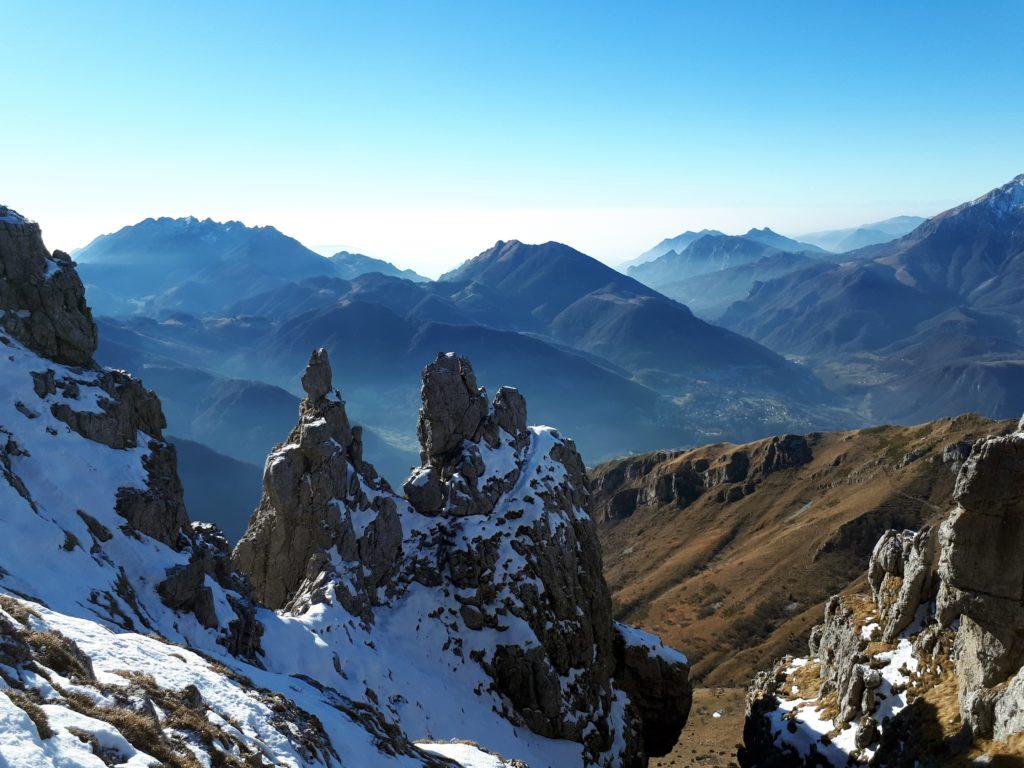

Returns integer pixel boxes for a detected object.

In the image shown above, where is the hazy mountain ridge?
[621,228,725,269]
[797,215,926,252]
[88,234,845,493]
[721,173,1024,425]
[75,216,426,316]
[328,249,428,282]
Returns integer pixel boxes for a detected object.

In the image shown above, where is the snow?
[763,625,923,764]
[0,207,29,226]
[416,741,518,767]
[614,621,689,666]
[970,173,1024,215]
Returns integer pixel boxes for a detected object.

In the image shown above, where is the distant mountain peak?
[328,250,428,282]
[970,172,1024,214]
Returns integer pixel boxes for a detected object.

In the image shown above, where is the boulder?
[612,623,691,755]
[300,348,332,401]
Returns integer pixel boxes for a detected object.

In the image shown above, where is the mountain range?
[797,214,926,252]
[0,207,692,767]
[621,228,725,269]
[626,229,828,319]
[722,173,1024,424]
[74,216,426,316]
[65,172,1024,543]
[81,226,843,531]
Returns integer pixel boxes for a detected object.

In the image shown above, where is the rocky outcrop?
[592,433,812,523]
[612,623,692,755]
[868,526,936,642]
[741,418,1024,764]
[0,207,96,366]
[233,350,692,765]
[0,204,189,549]
[231,348,398,614]
[415,352,489,462]
[936,428,1024,739]
[51,368,166,449]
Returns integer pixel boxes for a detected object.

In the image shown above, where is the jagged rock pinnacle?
[300,347,332,401]
[416,352,487,463]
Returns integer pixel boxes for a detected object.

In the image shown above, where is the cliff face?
[0,205,691,767]
[740,417,1024,765]
[232,349,692,766]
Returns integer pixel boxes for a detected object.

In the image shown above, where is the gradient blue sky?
[3,1,1023,275]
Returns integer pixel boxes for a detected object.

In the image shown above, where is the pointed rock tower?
[231,348,401,614]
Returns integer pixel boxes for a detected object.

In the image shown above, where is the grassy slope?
[593,413,1017,687]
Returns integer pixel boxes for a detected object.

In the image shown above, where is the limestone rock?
[741,417,1024,760]
[52,368,166,449]
[233,351,692,764]
[402,465,445,515]
[0,208,97,366]
[300,348,332,400]
[115,440,188,547]
[868,526,936,642]
[157,555,218,629]
[416,352,487,462]
[612,623,691,756]
[757,434,812,477]
[232,349,396,614]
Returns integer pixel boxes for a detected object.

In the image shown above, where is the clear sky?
[3,1,1023,276]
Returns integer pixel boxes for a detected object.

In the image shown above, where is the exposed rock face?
[231,348,398,614]
[0,207,97,366]
[51,368,166,449]
[115,439,189,547]
[415,352,488,462]
[868,526,936,642]
[937,428,1024,738]
[233,350,692,765]
[0,205,187,548]
[612,623,692,755]
[592,433,812,523]
[741,418,1024,764]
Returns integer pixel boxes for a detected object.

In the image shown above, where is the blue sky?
[3,1,1023,274]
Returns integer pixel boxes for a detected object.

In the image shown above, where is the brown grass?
[114,672,250,768]
[62,688,205,768]
[0,593,38,625]
[594,416,1016,685]
[25,630,93,681]
[4,689,53,739]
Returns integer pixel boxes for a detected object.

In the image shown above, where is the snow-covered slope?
[0,206,691,767]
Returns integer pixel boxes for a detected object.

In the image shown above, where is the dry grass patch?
[0,593,38,625]
[4,688,53,739]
